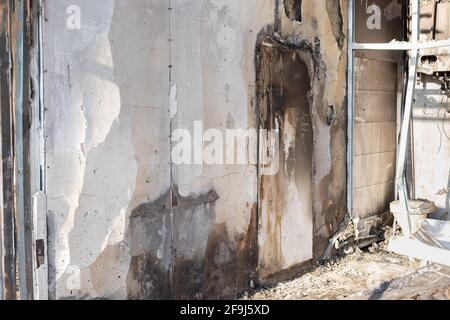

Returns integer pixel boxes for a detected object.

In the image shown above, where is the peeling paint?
[41,0,347,299]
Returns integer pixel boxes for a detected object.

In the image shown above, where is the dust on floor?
[243,250,450,300]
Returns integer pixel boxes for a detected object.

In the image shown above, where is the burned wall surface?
[257,38,314,280]
[43,0,172,299]
[40,0,348,299]
[273,0,349,264]
[166,0,276,299]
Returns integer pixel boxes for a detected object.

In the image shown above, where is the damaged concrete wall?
[257,39,315,280]
[271,0,348,265]
[256,0,349,279]
[43,0,172,299]
[41,0,348,299]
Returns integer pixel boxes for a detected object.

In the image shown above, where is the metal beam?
[30,0,48,300]
[0,100,3,301]
[21,0,37,300]
[347,0,354,218]
[352,39,450,51]
[395,0,420,238]
[13,0,30,300]
[0,0,17,300]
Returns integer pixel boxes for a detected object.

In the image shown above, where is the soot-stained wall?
[41,0,348,299]
[257,39,315,280]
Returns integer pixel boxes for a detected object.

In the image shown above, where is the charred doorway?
[256,38,314,281]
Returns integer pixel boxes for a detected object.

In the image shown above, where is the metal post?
[13,0,31,300]
[395,0,420,238]
[19,0,37,300]
[30,0,48,300]
[0,111,3,301]
[0,0,17,300]
[347,0,354,218]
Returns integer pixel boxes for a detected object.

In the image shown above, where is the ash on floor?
[243,250,450,300]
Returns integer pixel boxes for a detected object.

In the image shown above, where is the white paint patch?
[281,180,313,268]
[283,121,296,162]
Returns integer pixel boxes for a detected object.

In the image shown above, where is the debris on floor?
[350,262,450,300]
[322,212,394,260]
[242,249,450,300]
